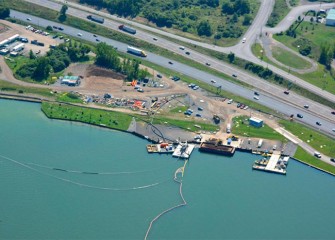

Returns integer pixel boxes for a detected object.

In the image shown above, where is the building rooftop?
[326,9,335,20]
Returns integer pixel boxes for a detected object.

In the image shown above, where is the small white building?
[326,9,335,26]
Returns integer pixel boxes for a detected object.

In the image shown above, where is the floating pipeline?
[144,161,188,240]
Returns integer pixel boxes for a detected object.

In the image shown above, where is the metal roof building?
[326,9,335,26]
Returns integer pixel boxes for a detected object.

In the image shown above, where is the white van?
[226,124,231,133]
[314,152,321,158]
[179,46,185,50]
[257,139,263,148]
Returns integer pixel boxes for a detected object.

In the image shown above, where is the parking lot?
[0,20,62,56]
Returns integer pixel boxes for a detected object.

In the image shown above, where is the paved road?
[24,0,335,104]
[9,11,335,137]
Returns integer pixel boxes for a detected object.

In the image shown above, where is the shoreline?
[1,94,334,177]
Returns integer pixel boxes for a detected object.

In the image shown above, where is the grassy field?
[271,46,312,69]
[151,115,218,133]
[273,22,335,60]
[170,106,189,113]
[267,0,290,27]
[56,92,84,103]
[294,146,335,175]
[41,101,133,131]
[232,116,286,141]
[0,79,54,97]
[279,120,335,156]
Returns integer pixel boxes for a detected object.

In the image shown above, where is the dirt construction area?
[0,20,61,56]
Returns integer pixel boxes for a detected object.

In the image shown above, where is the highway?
[24,0,335,104]
[9,10,335,137]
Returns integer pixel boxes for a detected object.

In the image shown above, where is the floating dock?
[252,151,289,175]
[147,143,175,154]
[199,138,235,156]
[172,143,195,159]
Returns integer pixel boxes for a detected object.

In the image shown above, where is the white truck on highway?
[127,46,147,57]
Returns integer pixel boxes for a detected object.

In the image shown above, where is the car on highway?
[179,46,185,50]
[232,74,237,77]
[297,113,303,118]
[316,121,322,126]
[304,105,309,109]
[53,26,58,29]
[242,37,246,43]
[211,79,216,83]
[206,62,211,66]
[330,158,335,162]
[284,90,290,95]
[58,27,64,31]
[153,37,158,41]
[27,18,31,21]
[168,61,173,65]
[93,34,97,37]
[333,129,335,132]
[331,111,335,115]
[253,96,259,100]
[77,33,82,36]
[96,38,100,42]
[157,74,162,78]
[185,51,190,55]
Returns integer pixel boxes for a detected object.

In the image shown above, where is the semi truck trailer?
[87,15,104,24]
[119,25,136,34]
[127,46,147,57]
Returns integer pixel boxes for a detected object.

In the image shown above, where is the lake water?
[0,99,334,239]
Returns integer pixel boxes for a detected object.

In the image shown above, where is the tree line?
[95,42,149,81]
[79,0,252,38]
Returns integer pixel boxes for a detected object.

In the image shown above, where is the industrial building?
[326,9,335,26]
[249,117,264,128]
[0,34,20,48]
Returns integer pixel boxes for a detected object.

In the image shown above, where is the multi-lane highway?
[24,0,335,103]
[9,10,335,137]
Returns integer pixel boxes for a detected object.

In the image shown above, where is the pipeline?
[28,162,167,175]
[0,154,168,191]
[144,162,188,240]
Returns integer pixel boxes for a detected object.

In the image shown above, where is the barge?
[172,142,195,159]
[146,143,175,154]
[199,138,235,156]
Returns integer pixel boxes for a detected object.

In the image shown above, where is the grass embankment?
[0,79,54,97]
[41,101,133,131]
[271,46,312,70]
[4,0,335,109]
[279,120,335,157]
[294,146,335,175]
[232,116,286,141]
[267,0,290,27]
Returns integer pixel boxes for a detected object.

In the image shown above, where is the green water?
[0,99,334,239]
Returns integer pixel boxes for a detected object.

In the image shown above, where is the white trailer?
[257,139,263,148]
[7,34,19,43]
[12,43,25,52]
[127,46,147,57]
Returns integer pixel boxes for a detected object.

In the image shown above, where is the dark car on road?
[316,121,322,126]
[284,90,290,95]
[330,158,335,163]
[168,61,173,65]
[297,114,303,118]
[157,74,162,78]
[254,91,260,96]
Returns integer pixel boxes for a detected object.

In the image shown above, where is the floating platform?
[172,143,195,159]
[147,143,175,154]
[199,138,235,156]
[252,151,289,175]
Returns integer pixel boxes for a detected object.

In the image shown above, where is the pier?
[146,143,175,154]
[172,142,195,159]
[252,151,288,175]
